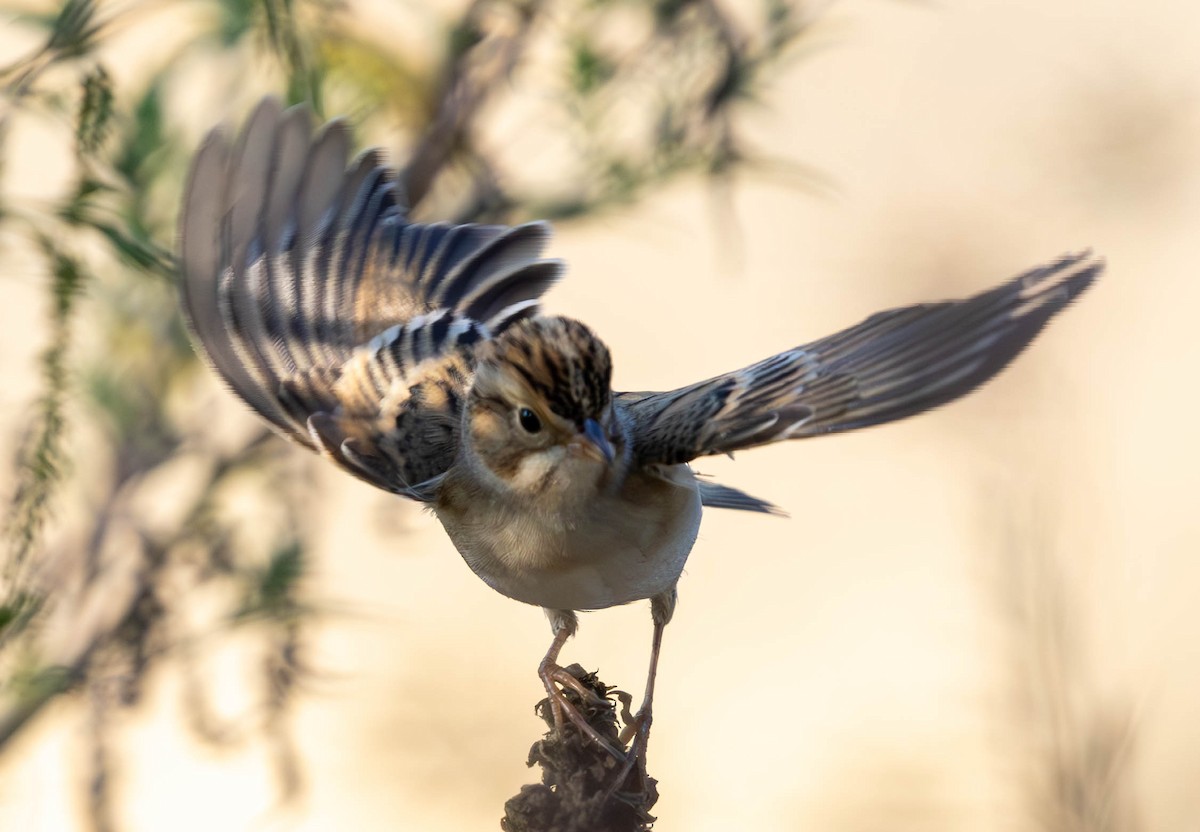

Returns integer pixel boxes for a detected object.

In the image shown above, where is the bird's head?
[465,316,623,500]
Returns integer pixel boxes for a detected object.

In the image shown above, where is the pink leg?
[539,610,625,761]
[613,589,674,788]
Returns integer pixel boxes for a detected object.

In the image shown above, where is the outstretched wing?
[179,97,563,496]
[620,251,1101,467]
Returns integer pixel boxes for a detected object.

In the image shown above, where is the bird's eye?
[517,407,542,434]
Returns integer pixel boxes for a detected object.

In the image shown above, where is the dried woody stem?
[504,664,658,832]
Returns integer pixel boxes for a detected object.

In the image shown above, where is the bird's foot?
[538,660,625,761]
[617,703,651,751]
[611,695,653,791]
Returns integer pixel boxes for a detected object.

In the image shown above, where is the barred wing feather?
[620,251,1101,466]
[179,97,563,496]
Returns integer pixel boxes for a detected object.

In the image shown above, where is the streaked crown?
[477,316,612,424]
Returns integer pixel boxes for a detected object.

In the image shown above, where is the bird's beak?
[580,418,616,464]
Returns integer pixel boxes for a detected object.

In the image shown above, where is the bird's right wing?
[619,251,1101,467]
[179,97,563,497]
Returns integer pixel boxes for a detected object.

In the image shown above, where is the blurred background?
[0,0,1196,829]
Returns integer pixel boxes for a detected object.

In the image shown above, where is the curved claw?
[539,661,626,761]
[608,701,653,799]
[617,705,650,748]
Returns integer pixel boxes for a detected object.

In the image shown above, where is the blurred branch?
[0,658,84,746]
[87,672,118,832]
[0,427,281,747]
[986,498,1142,832]
[2,242,85,634]
[0,0,103,99]
[401,0,545,209]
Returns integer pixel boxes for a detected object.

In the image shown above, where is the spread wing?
[620,251,1101,467]
[179,97,563,497]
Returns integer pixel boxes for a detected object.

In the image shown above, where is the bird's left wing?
[619,251,1101,467]
[179,97,563,497]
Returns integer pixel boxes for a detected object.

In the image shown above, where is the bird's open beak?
[580,418,616,464]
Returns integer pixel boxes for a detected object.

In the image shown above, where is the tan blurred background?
[2,0,1199,830]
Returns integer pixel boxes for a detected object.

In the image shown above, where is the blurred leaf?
[569,38,616,96]
[75,63,113,156]
[763,0,802,56]
[83,366,139,437]
[46,242,85,314]
[604,158,640,201]
[653,0,695,31]
[261,0,327,109]
[321,32,431,120]
[260,543,305,607]
[236,542,309,622]
[57,175,110,225]
[86,219,174,277]
[706,53,749,114]
[446,18,485,64]
[4,242,85,597]
[45,0,101,60]
[113,79,165,187]
[0,593,41,640]
[214,0,258,47]
[8,662,72,699]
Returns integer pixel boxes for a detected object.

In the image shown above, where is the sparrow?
[178,97,1101,764]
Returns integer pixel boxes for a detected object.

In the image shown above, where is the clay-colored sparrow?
[179,98,1100,762]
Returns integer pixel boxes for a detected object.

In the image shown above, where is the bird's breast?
[435,464,702,611]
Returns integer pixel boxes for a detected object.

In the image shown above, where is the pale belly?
[435,465,703,611]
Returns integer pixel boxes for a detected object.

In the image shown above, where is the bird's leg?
[614,589,674,787]
[617,616,664,748]
[538,608,625,761]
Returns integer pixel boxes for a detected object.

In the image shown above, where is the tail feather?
[697,480,785,516]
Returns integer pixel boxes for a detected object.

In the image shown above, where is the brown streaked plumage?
[178,97,1102,767]
[479,316,614,429]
